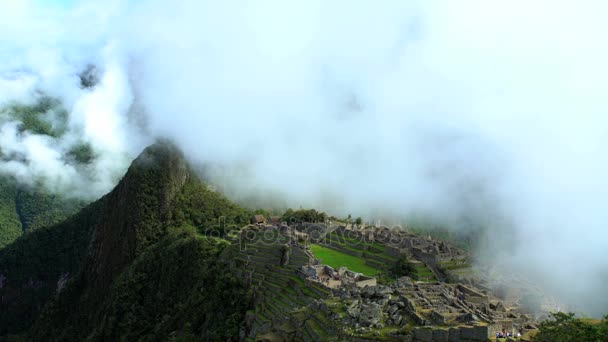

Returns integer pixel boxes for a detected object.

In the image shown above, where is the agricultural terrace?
[310,244,380,276]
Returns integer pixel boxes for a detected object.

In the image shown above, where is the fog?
[1,0,607,315]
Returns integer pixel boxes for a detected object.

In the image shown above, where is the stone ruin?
[328,275,538,340]
[299,265,377,289]
[237,222,539,341]
[333,225,468,265]
[268,220,469,272]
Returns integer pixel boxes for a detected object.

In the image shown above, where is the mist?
[1,0,608,316]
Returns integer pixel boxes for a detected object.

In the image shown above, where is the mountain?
[0,96,93,249]
[0,141,252,340]
[2,140,592,342]
[0,180,22,248]
[0,193,103,336]
[0,176,83,248]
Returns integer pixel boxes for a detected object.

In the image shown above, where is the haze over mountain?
[0,142,251,339]
[1,0,607,317]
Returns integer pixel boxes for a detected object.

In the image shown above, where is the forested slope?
[0,141,252,340]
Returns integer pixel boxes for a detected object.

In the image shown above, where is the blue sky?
[39,0,75,6]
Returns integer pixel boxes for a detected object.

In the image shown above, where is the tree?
[599,315,608,339]
[280,208,328,223]
[355,217,362,225]
[534,312,603,342]
[391,257,418,280]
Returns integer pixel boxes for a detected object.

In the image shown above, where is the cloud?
[1,0,608,315]
[0,0,145,199]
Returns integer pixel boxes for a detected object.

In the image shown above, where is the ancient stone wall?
[487,320,514,336]
[413,247,439,265]
[355,278,377,288]
[385,246,401,258]
[457,284,488,304]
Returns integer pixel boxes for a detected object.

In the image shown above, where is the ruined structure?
[299,265,377,289]
[251,214,267,224]
[236,222,537,341]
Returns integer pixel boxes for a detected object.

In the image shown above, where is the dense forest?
[0,96,93,248]
[0,142,253,340]
[0,197,104,335]
[0,175,83,248]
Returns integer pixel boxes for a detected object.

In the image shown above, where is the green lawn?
[311,244,380,276]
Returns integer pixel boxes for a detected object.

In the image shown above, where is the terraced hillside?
[319,230,436,281]
[321,231,398,269]
[237,228,339,341]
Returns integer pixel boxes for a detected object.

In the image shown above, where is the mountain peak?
[84,139,190,289]
[2,139,255,339]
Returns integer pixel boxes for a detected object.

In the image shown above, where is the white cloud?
[1,0,608,315]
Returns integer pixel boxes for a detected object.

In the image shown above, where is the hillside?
[0,196,104,335]
[0,137,525,341]
[2,141,602,341]
[0,141,252,340]
[0,175,84,248]
[0,96,91,248]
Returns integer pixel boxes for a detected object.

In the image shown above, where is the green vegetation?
[0,96,99,249]
[0,96,96,248]
[388,256,436,281]
[406,219,475,251]
[327,232,386,253]
[0,179,22,248]
[311,244,380,276]
[392,257,418,279]
[1,96,67,137]
[34,232,250,341]
[414,265,435,281]
[0,96,96,166]
[317,231,405,283]
[15,185,84,233]
[66,143,95,164]
[2,141,255,341]
[281,208,327,223]
[8,139,608,341]
[170,176,251,236]
[534,312,608,342]
[0,197,103,335]
[437,260,471,271]
[0,175,83,248]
